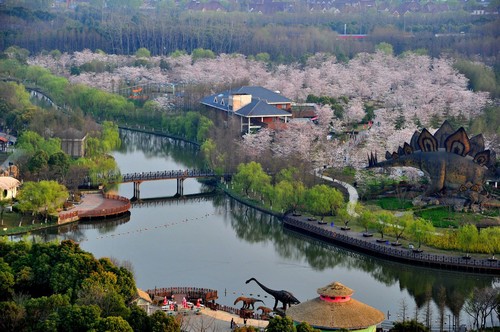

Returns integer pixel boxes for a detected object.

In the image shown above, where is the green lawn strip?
[414,206,484,228]
[366,197,414,210]
[0,211,60,236]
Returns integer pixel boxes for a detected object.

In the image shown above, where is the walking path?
[315,167,359,217]
[283,214,500,274]
[58,192,130,222]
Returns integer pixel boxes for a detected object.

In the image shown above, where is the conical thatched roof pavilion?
[287,281,385,332]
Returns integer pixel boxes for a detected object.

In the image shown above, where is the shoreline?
[222,185,500,274]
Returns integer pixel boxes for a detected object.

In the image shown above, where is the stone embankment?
[283,214,500,274]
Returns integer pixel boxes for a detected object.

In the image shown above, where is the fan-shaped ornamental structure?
[367,120,497,207]
[287,281,384,331]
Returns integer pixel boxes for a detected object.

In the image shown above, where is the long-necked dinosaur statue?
[367,120,497,203]
[246,278,300,311]
[233,296,264,310]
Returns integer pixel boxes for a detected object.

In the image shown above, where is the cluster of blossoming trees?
[29,49,492,173]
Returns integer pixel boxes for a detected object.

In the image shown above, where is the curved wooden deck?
[283,214,500,274]
[58,193,131,223]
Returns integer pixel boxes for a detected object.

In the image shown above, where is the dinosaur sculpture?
[367,121,496,202]
[233,296,264,310]
[246,278,300,311]
[257,306,273,315]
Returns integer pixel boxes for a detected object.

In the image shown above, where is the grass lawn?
[414,206,487,228]
[367,197,414,210]
[0,211,59,236]
[323,166,356,184]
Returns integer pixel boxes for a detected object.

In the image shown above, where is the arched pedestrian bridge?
[111,169,224,200]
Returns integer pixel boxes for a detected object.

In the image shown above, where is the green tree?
[375,42,394,56]
[28,150,49,174]
[56,304,101,332]
[255,52,271,62]
[77,271,131,318]
[4,46,30,64]
[127,305,152,332]
[233,162,271,196]
[135,47,151,58]
[150,310,180,332]
[16,130,62,156]
[17,181,69,222]
[266,315,296,332]
[0,258,15,301]
[274,167,306,213]
[296,321,322,332]
[48,151,71,178]
[96,316,133,332]
[407,217,434,249]
[371,210,393,239]
[390,212,413,244]
[457,224,479,257]
[357,206,374,234]
[479,227,500,259]
[304,184,344,220]
[24,294,71,330]
[390,319,429,332]
[0,301,26,331]
[191,48,215,62]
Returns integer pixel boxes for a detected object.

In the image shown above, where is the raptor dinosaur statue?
[246,278,300,311]
[367,120,497,207]
[233,296,264,310]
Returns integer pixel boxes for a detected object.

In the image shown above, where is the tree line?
[0,239,182,331]
[230,162,500,257]
[0,2,498,65]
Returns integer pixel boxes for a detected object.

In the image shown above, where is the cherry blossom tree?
[27,49,493,170]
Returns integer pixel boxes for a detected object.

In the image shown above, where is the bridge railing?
[121,169,218,182]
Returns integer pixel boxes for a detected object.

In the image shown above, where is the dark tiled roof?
[230,86,291,103]
[200,86,292,118]
[56,128,87,140]
[236,99,292,117]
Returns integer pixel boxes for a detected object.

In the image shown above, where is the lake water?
[32,130,499,330]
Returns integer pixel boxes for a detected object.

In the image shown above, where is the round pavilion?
[286,281,385,332]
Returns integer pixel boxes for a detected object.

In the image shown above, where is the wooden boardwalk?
[58,193,130,223]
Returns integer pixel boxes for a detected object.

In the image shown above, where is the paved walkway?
[315,167,359,217]
[58,193,129,220]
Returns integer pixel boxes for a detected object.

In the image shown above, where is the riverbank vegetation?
[2,46,499,255]
[1,1,498,67]
[229,161,500,257]
[0,239,182,331]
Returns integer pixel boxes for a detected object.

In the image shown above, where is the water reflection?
[23,129,498,328]
[117,129,202,168]
[27,212,131,243]
[219,198,497,322]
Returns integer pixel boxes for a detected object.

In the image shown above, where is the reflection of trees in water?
[79,212,131,234]
[214,197,498,320]
[131,191,217,208]
[27,213,131,243]
[117,130,203,168]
